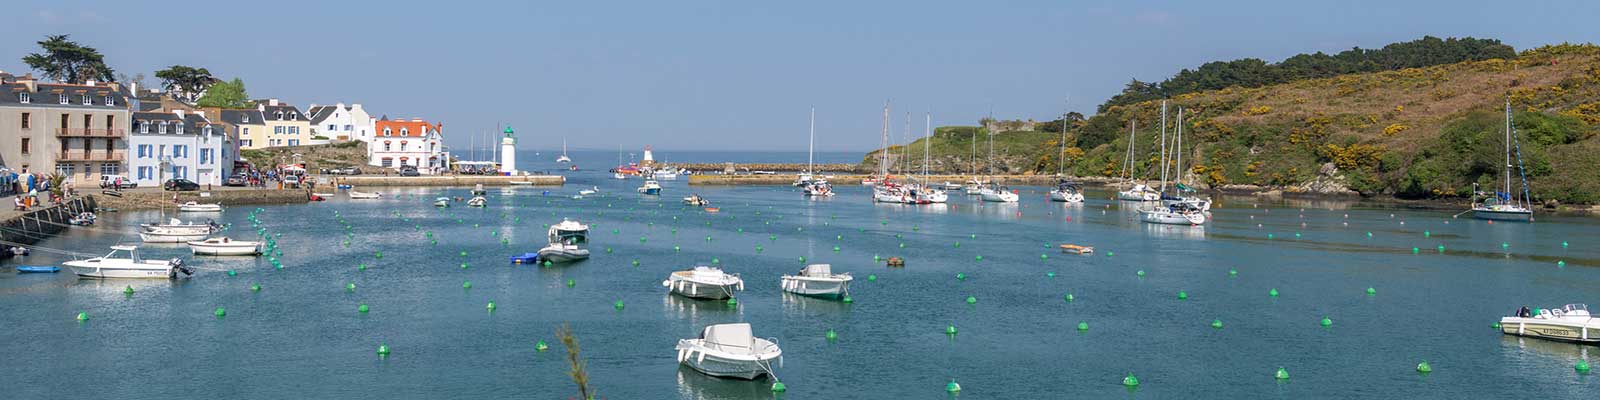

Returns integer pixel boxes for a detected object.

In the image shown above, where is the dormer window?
[400,128,409,136]
[158,121,168,134]
[275,111,283,120]
[105,96,115,106]
[59,94,68,104]
[204,126,214,136]
[81,95,91,105]
[289,112,298,120]
[241,115,250,123]
[383,128,392,137]
[18,93,30,103]
[138,121,149,134]
[175,123,184,134]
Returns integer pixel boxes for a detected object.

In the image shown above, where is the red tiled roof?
[375,119,440,137]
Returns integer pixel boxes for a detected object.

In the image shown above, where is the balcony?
[57,151,126,162]
[56,128,125,137]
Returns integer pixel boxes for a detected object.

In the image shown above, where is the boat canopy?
[701,323,755,353]
[800,264,832,277]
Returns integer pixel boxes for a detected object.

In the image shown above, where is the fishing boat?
[140,230,209,243]
[467,196,487,207]
[1500,304,1599,343]
[638,180,662,195]
[535,219,590,263]
[177,201,223,212]
[1472,100,1534,222]
[780,264,852,299]
[186,237,263,256]
[683,194,711,206]
[16,265,60,273]
[556,139,572,163]
[433,197,451,208]
[675,323,783,380]
[348,190,381,199]
[63,245,192,279]
[663,266,744,300]
[1058,244,1095,254]
[1049,179,1085,203]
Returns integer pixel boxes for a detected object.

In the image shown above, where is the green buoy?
[1416,360,1432,373]
[1064,293,1075,302]
[945,325,958,335]
[726,298,737,306]
[1047,271,1056,278]
[536,340,549,351]
[614,300,625,310]
[1366,287,1376,295]
[867,274,876,282]
[1577,359,1591,374]
[228,270,238,276]
[975,255,983,261]
[486,301,497,311]
[946,379,961,393]
[826,329,838,341]
[1211,319,1223,329]
[772,382,787,392]
[1123,373,1139,387]
[358,304,369,313]
[842,296,853,303]
[377,344,390,356]
[123,286,134,295]
[1040,253,1048,260]
[1136,270,1146,277]
[1076,321,1088,331]
[463,281,472,289]
[213,307,226,317]
[1177,291,1188,300]
[632,260,640,266]
[1269,288,1279,297]
[346,283,356,292]
[566,279,576,288]
[251,283,262,292]
[956,273,966,281]
[1274,367,1289,380]
[1320,316,1332,327]
[965,296,977,305]
[76,311,89,321]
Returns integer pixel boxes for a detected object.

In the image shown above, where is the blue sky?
[4,0,1596,152]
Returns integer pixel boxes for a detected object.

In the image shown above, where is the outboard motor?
[172,258,195,276]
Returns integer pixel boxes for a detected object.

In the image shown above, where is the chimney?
[86,79,97,86]
[174,109,185,119]
[268,98,279,106]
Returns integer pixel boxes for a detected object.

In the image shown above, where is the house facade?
[128,110,232,187]
[371,118,444,173]
[306,102,374,144]
[0,71,132,185]
[221,108,267,150]
[258,99,311,148]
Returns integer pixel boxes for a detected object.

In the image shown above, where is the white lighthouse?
[499,126,517,175]
[641,145,655,167]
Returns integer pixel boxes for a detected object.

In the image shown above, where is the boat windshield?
[1564,304,1589,313]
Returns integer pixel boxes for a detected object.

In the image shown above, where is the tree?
[155,65,218,103]
[116,72,148,90]
[21,35,115,84]
[556,323,593,400]
[196,78,252,108]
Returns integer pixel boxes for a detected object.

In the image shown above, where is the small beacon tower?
[500,126,517,175]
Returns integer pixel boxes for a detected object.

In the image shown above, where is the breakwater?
[93,189,311,211]
[334,175,564,187]
[0,196,96,260]
[674,163,863,173]
[687,174,1122,186]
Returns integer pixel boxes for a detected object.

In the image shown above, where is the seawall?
[93,189,311,211]
[0,196,97,260]
[688,174,1121,186]
[334,175,565,187]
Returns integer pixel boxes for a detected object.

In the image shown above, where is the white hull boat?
[780,264,852,298]
[537,243,590,263]
[467,196,487,207]
[1118,184,1162,201]
[1500,304,1599,343]
[613,173,627,180]
[638,180,662,195]
[433,197,451,208]
[803,182,835,197]
[683,195,711,206]
[142,218,218,235]
[140,231,209,243]
[979,187,1019,203]
[1139,205,1207,225]
[1474,204,1533,222]
[655,170,679,180]
[178,202,223,212]
[1162,196,1211,212]
[1049,190,1085,202]
[675,323,782,380]
[187,237,263,256]
[539,219,590,264]
[664,266,744,300]
[64,246,191,279]
[348,191,381,199]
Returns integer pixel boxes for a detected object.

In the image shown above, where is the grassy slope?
[864,44,1600,203]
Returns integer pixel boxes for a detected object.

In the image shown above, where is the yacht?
[1049,179,1085,203]
[1139,202,1207,225]
[556,139,572,163]
[64,245,192,279]
[663,266,744,300]
[1117,183,1162,201]
[1472,100,1534,222]
[803,180,835,197]
[1500,304,1599,343]
[675,323,783,380]
[979,184,1019,203]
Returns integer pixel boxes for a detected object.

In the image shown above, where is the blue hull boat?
[16,265,60,273]
[510,253,540,264]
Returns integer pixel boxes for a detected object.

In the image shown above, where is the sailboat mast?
[1158,100,1169,192]
[903,112,911,177]
[1504,99,1512,197]
[1126,120,1137,183]
[1175,107,1184,186]
[807,107,815,174]
[924,113,932,179]
[880,102,890,177]
[1058,106,1068,176]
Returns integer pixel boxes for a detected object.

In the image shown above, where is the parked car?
[224,175,248,187]
[99,175,136,189]
[399,166,420,177]
[163,178,200,191]
[283,175,302,188]
[340,167,362,175]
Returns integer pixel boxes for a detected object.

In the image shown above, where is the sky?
[4,0,1597,153]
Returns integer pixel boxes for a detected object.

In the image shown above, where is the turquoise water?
[3,167,1598,399]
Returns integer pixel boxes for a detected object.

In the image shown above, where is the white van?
[99,175,136,189]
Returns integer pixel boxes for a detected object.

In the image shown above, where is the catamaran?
[1471,100,1534,222]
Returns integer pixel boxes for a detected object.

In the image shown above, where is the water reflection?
[780,292,851,315]
[1142,223,1206,240]
[663,293,741,322]
[675,366,775,400]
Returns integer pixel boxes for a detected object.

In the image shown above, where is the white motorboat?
[467,196,487,207]
[780,264,852,299]
[187,237,263,256]
[675,323,783,380]
[638,180,662,195]
[348,191,381,199]
[1118,184,1162,201]
[663,266,744,300]
[655,169,679,180]
[1140,203,1207,225]
[942,182,963,191]
[1500,304,1599,343]
[433,197,451,207]
[803,181,835,197]
[1473,100,1535,222]
[683,194,711,206]
[579,186,598,195]
[64,245,192,279]
[1049,180,1085,203]
[613,172,627,180]
[178,201,223,212]
[979,185,1019,203]
[537,219,591,263]
[312,192,335,197]
[140,230,209,243]
[141,218,219,235]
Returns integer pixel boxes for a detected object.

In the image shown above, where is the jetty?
[334,175,564,187]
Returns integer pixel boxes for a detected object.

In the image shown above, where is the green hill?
[865,43,1600,205]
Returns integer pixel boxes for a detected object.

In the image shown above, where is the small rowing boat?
[1059,244,1095,254]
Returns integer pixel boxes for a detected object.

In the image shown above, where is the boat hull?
[1474,209,1532,222]
[140,232,209,243]
[640,188,661,195]
[537,248,591,263]
[668,279,739,300]
[188,242,262,256]
[679,354,771,380]
[1140,210,1206,225]
[1049,191,1084,203]
[1499,318,1600,343]
[980,191,1018,203]
[64,264,176,279]
[780,277,849,298]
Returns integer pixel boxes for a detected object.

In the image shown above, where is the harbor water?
[2,161,1598,399]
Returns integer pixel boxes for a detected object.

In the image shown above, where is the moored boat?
[780,264,852,299]
[1049,179,1085,203]
[63,245,192,279]
[675,323,783,380]
[140,230,209,243]
[683,194,711,206]
[178,201,223,212]
[467,196,487,207]
[433,197,451,207]
[663,266,744,300]
[537,219,591,263]
[638,180,662,195]
[348,190,381,199]
[186,237,263,256]
[1472,100,1535,222]
[1500,304,1599,343]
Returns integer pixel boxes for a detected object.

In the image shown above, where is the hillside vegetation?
[866,43,1600,204]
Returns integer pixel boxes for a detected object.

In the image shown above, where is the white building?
[128,110,232,187]
[499,125,516,174]
[370,117,445,173]
[306,102,375,145]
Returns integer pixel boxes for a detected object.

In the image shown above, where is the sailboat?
[963,127,986,194]
[612,145,627,180]
[1049,100,1085,203]
[556,139,571,163]
[871,103,903,202]
[1472,100,1534,221]
[978,118,1018,203]
[1160,108,1211,211]
[1140,101,1205,225]
[801,108,835,197]
[912,112,948,204]
[1117,119,1161,201]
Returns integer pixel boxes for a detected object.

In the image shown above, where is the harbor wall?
[334,175,565,187]
[688,174,1123,186]
[93,189,311,211]
[0,196,96,260]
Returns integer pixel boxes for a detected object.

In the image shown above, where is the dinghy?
[1058,244,1095,254]
[780,264,852,299]
[663,266,744,300]
[186,237,263,256]
[467,196,487,207]
[683,194,711,206]
[16,265,60,273]
[348,191,381,199]
[433,197,451,208]
[675,323,783,380]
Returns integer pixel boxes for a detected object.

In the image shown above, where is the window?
[18,93,30,103]
[275,111,283,120]
[383,142,391,151]
[175,123,184,135]
[203,126,213,136]
[383,128,392,137]
[328,124,336,131]
[105,96,115,106]
[158,145,166,158]
[59,94,68,104]
[80,95,91,105]
[106,115,114,132]
[20,138,29,154]
[138,121,149,133]
[242,127,250,135]
[137,166,152,180]
[200,148,212,164]
[100,164,119,176]
[174,145,187,158]
[289,126,299,134]
[288,139,300,146]
[137,144,151,158]
[381,158,393,167]
[274,126,284,134]
[240,139,252,147]
[56,163,75,176]
[400,141,408,151]
[400,128,409,136]
[289,112,297,120]
[242,115,250,123]
[19,112,28,129]
[83,114,91,131]
[158,122,168,134]
[344,124,353,131]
